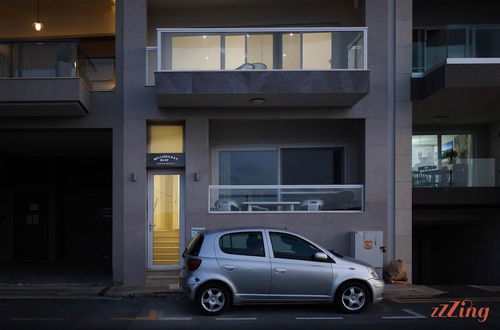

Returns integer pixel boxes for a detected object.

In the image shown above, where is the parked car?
[182,228,384,315]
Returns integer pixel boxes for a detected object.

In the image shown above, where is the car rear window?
[219,232,265,257]
[185,233,204,257]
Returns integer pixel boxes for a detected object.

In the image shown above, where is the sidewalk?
[0,283,449,300]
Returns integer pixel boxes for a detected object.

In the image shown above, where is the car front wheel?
[195,283,231,315]
[335,282,370,313]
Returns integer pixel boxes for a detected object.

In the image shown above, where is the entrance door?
[14,193,49,260]
[148,172,184,268]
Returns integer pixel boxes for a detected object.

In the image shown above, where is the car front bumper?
[368,278,385,303]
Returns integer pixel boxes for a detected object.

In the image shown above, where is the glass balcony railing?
[412,158,497,188]
[209,185,364,213]
[413,24,500,75]
[149,27,366,78]
[0,40,115,90]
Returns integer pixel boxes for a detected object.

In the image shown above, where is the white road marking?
[295,317,343,320]
[158,317,192,321]
[215,317,257,321]
[11,318,63,321]
[382,309,427,319]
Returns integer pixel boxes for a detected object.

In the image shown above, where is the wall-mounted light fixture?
[32,0,43,31]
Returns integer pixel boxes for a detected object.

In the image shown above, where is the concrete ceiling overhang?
[412,63,500,124]
[155,70,369,108]
[0,78,89,117]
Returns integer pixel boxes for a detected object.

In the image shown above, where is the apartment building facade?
[0,0,497,286]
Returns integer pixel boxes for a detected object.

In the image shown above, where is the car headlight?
[368,267,379,279]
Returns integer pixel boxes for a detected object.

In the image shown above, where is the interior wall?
[209,119,365,184]
[147,0,364,45]
[0,0,115,39]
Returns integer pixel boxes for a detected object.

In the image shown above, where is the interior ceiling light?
[32,0,43,31]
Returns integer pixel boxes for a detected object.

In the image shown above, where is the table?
[242,201,301,211]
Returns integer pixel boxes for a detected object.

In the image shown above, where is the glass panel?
[0,44,11,77]
[270,232,321,261]
[225,35,246,69]
[218,150,278,185]
[153,174,180,265]
[219,232,265,257]
[425,29,447,71]
[79,57,115,90]
[412,135,439,171]
[281,148,344,184]
[412,29,425,73]
[302,32,332,69]
[347,33,364,69]
[172,35,221,70]
[475,28,500,57]
[447,29,466,58]
[149,125,184,153]
[246,34,273,68]
[13,42,77,77]
[282,33,301,69]
[209,185,364,212]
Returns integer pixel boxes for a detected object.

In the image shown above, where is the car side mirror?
[313,252,329,262]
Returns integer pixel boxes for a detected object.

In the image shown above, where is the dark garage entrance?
[0,129,112,284]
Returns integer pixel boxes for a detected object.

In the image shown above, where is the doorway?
[148,171,185,269]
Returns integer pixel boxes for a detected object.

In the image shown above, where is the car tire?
[195,282,231,315]
[334,281,371,314]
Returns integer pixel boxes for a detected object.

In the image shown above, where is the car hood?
[338,256,373,268]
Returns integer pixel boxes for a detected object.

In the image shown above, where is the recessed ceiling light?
[250,98,266,105]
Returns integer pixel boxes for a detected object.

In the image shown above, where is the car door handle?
[275,268,287,274]
[222,265,235,271]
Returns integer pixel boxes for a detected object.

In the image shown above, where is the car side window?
[270,232,321,261]
[219,232,265,257]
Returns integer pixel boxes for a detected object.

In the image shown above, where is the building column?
[394,0,413,282]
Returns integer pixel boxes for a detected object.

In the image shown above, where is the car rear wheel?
[195,282,231,315]
[335,282,370,313]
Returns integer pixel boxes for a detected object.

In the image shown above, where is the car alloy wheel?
[196,283,230,315]
[335,282,370,313]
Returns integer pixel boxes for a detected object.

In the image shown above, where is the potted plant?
[442,149,458,169]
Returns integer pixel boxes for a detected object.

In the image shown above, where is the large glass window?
[219,232,265,257]
[281,148,343,184]
[219,150,278,185]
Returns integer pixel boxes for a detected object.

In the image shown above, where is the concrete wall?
[147,0,364,45]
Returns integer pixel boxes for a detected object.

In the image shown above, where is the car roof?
[202,227,297,237]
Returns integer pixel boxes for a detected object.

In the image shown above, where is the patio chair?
[252,62,267,70]
[300,199,324,211]
[215,199,240,211]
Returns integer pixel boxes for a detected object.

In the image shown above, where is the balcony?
[412,25,500,122]
[0,40,115,117]
[148,27,369,107]
[209,185,364,213]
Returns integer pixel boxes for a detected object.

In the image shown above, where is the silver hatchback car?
[182,228,384,315]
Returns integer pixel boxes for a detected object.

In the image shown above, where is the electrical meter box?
[350,231,384,278]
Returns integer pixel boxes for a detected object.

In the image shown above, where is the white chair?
[300,199,324,211]
[215,199,240,211]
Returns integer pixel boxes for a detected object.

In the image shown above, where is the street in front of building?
[0,289,499,330]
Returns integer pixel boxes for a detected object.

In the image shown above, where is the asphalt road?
[0,294,498,330]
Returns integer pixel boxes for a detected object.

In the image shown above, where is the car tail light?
[187,258,202,271]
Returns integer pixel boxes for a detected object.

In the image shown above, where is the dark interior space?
[0,129,112,284]
[412,207,500,285]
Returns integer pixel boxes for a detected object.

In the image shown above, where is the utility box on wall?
[350,231,384,278]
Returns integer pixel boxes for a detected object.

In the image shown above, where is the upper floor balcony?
[411,24,500,106]
[147,27,369,108]
[0,39,115,117]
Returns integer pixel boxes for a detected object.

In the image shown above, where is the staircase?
[153,229,180,265]
[145,269,182,291]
